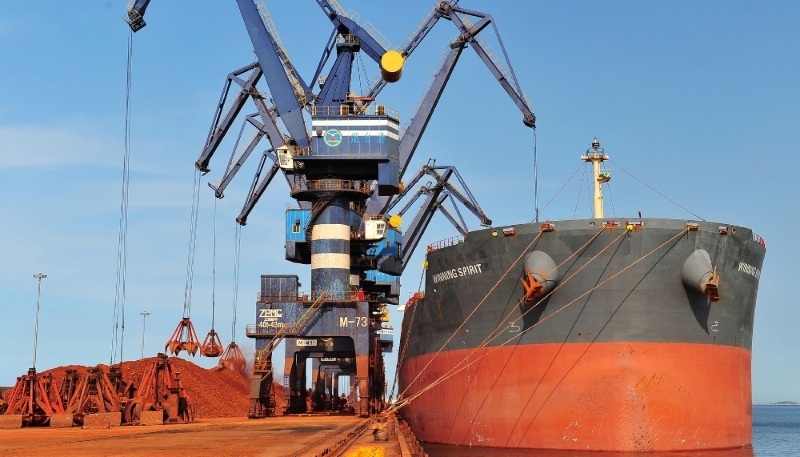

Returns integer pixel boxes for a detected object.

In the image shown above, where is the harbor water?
[424,405,799,456]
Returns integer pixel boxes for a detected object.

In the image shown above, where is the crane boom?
[366,3,535,217]
[236,150,283,225]
[235,0,309,147]
[446,5,535,127]
[364,1,457,101]
[196,63,262,173]
[378,163,489,274]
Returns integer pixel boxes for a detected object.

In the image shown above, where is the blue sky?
[1,1,798,403]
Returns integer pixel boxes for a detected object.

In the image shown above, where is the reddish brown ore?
[3,357,254,419]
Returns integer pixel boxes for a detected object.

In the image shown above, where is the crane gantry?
[127,0,534,417]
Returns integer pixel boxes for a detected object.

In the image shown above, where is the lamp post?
[32,271,47,370]
[140,311,150,359]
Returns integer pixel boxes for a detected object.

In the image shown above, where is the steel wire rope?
[231,223,242,343]
[388,257,427,403]
[389,227,689,411]
[182,170,202,319]
[572,163,587,219]
[395,231,544,401]
[609,159,704,221]
[533,128,538,223]
[531,162,583,222]
[356,53,370,97]
[607,180,617,218]
[587,164,593,217]
[211,197,217,330]
[387,227,617,413]
[110,27,134,366]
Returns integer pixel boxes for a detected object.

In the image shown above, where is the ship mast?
[581,137,611,218]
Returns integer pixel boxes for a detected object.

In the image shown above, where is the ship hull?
[398,218,765,452]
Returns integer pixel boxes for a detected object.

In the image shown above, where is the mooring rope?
[395,231,543,401]
[390,227,621,412]
[388,257,428,403]
[389,227,688,412]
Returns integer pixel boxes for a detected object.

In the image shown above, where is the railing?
[255,0,306,105]
[311,104,399,120]
[257,289,381,303]
[427,235,464,252]
[328,0,392,51]
[352,257,377,269]
[257,291,308,303]
[404,291,425,308]
[292,179,373,194]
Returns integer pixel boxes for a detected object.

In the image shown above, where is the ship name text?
[432,263,483,284]
[737,261,761,280]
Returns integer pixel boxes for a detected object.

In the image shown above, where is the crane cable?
[211,197,217,331]
[110,27,134,366]
[231,222,242,343]
[530,162,583,223]
[182,169,202,319]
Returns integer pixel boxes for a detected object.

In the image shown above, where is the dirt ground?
[0,415,365,457]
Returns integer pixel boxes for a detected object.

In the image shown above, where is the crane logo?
[323,129,343,147]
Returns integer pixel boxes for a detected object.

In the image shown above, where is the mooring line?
[388,258,427,403]
[394,231,544,402]
[390,227,688,411]
[389,227,621,413]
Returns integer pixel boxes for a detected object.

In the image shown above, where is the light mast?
[581,137,611,218]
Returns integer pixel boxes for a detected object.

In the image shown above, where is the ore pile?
[22,357,250,419]
[1,360,289,419]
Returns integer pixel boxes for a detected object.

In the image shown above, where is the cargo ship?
[396,139,766,452]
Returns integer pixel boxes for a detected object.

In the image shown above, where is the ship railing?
[404,291,425,308]
[427,235,464,252]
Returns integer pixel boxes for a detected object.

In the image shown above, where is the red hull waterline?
[400,342,751,452]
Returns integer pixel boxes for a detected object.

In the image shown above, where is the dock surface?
[0,415,405,457]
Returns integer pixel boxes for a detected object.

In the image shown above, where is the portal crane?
[125,0,535,418]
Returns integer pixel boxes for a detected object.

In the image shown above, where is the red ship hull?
[400,342,751,452]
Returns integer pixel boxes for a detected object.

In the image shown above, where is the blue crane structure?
[127,0,534,417]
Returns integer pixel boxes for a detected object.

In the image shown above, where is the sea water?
[424,405,800,456]
[752,405,800,456]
